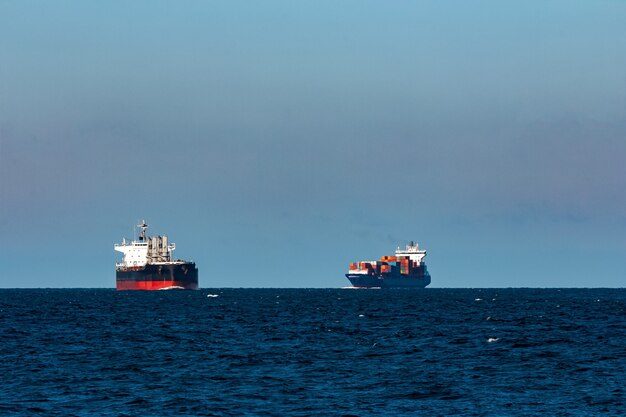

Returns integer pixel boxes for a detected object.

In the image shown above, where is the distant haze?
[1,1,625,287]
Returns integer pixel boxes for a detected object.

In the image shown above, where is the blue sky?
[1,1,625,287]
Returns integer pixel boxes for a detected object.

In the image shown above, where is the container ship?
[346,241,431,288]
[114,221,198,290]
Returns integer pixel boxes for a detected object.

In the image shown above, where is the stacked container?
[400,256,410,275]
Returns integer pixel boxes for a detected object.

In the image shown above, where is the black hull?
[116,262,198,290]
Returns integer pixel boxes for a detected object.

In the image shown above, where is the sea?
[1,288,624,416]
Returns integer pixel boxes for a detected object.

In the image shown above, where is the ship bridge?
[395,241,427,264]
[114,221,176,268]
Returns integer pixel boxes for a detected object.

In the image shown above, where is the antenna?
[137,219,148,241]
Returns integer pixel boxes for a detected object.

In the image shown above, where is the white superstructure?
[395,241,427,265]
[114,221,177,269]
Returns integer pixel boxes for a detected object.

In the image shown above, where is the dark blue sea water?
[1,289,625,416]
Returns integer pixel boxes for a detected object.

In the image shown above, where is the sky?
[1,1,625,288]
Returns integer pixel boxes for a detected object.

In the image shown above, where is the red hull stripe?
[116,281,198,290]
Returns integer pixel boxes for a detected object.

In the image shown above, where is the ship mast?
[138,220,148,242]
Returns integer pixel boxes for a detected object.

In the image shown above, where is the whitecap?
[206,294,219,298]
[341,286,381,289]
[487,338,499,343]
[358,314,365,317]
[475,298,482,301]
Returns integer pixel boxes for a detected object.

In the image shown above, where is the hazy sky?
[1,1,625,288]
